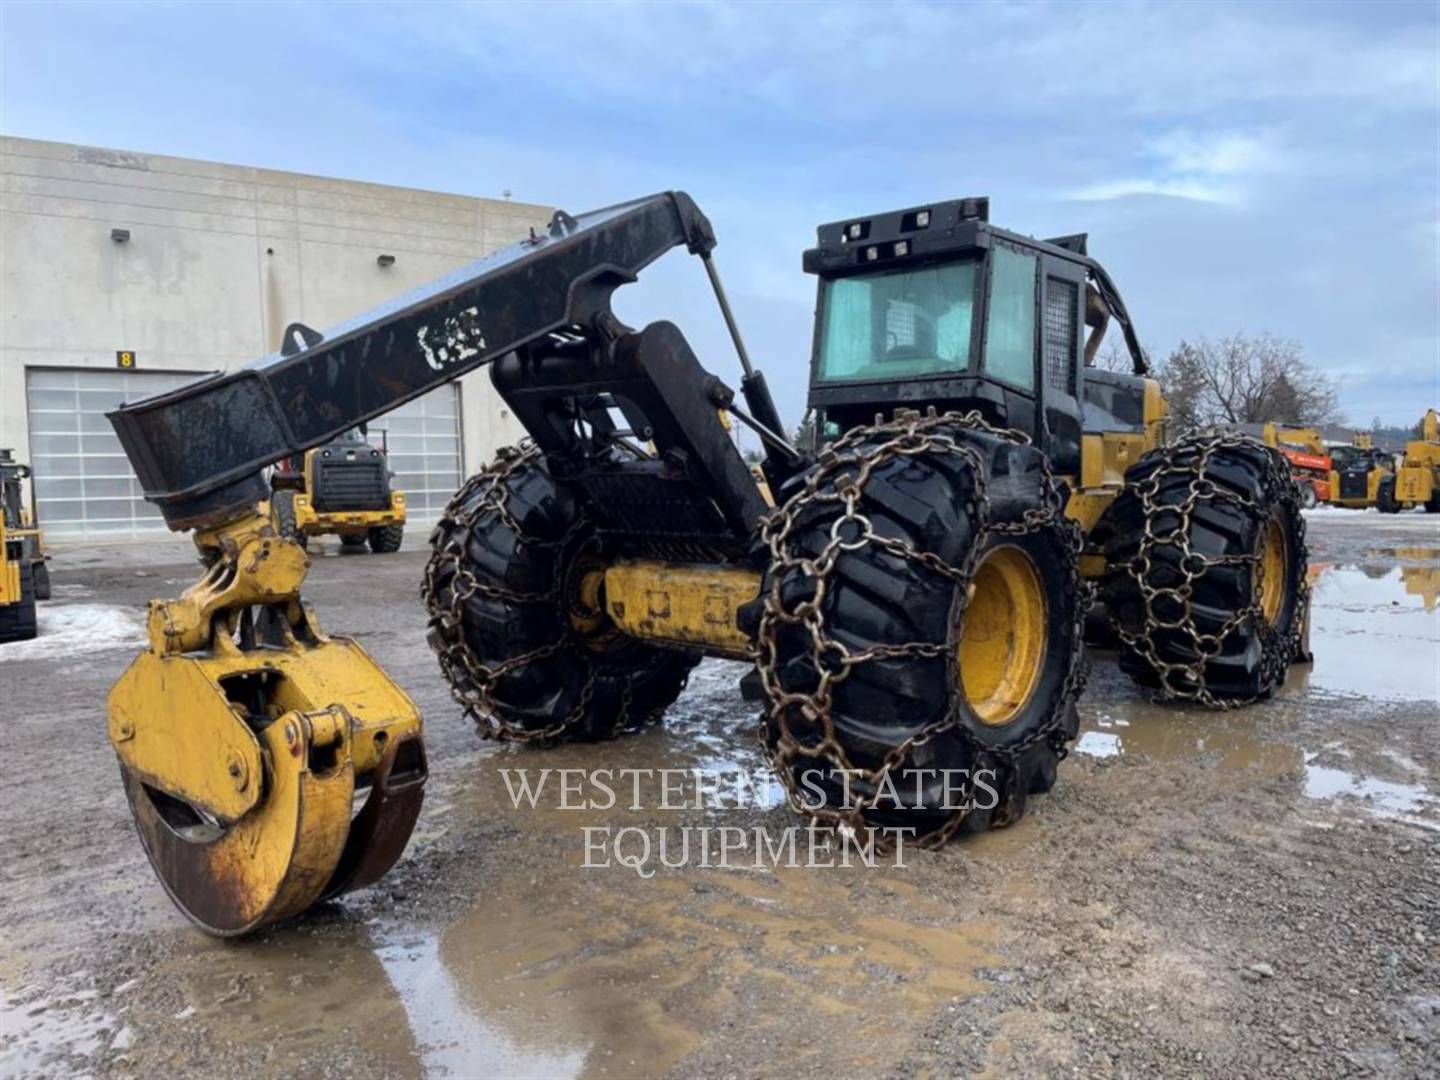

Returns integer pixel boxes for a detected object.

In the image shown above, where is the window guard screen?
[1044,277,1078,396]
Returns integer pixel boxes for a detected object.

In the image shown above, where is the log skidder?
[104,190,1314,936]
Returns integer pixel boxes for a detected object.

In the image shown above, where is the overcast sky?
[2,1,1436,427]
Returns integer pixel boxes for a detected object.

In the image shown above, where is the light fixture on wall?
[111,228,131,243]
[376,253,396,268]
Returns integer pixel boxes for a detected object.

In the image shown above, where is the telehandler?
[1260,424,1330,508]
[1377,409,1440,513]
[1,449,51,600]
[269,427,407,552]
[105,192,1309,935]
[1,449,46,644]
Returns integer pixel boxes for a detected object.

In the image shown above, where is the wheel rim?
[958,546,1047,727]
[1258,516,1288,625]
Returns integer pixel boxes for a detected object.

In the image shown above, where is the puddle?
[422,866,998,1078]
[1303,756,1438,831]
[0,603,145,662]
[375,935,587,1078]
[1306,565,1440,701]
[1,983,116,1077]
[1078,699,1302,777]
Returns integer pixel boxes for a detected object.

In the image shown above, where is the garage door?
[25,368,212,538]
[361,386,464,520]
[26,369,464,537]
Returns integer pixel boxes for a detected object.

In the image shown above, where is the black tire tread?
[1102,438,1308,702]
[367,524,404,553]
[425,450,696,742]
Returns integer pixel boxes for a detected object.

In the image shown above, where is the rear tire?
[341,534,368,549]
[424,446,697,742]
[748,416,1085,841]
[1377,476,1401,514]
[0,559,38,644]
[367,524,404,553]
[1102,435,1308,704]
[270,490,308,550]
[31,560,51,601]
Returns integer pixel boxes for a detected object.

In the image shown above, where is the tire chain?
[421,443,682,743]
[752,408,1092,848]
[1107,432,1310,710]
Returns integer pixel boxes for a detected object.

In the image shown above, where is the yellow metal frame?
[0,521,20,606]
[108,507,423,928]
[292,488,407,537]
[1064,376,1167,562]
[601,560,761,659]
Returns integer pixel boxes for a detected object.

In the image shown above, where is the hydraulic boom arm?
[108,192,724,529]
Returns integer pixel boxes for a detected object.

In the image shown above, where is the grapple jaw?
[108,507,426,936]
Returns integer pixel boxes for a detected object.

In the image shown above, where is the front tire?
[1377,476,1401,514]
[424,445,696,742]
[1102,434,1309,705]
[367,524,404,553]
[749,414,1085,841]
[1299,483,1317,510]
[31,560,51,601]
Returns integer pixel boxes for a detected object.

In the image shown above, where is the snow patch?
[0,604,145,662]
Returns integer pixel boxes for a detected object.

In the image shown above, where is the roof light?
[916,210,930,227]
[866,246,879,261]
[894,240,909,256]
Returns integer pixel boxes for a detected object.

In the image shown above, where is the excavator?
[105,192,1309,935]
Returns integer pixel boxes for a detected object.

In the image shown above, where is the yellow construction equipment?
[1260,423,1332,508]
[270,428,407,552]
[107,508,425,934]
[105,192,1309,935]
[1381,409,1440,513]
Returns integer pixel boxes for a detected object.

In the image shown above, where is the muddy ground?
[1,509,1437,1078]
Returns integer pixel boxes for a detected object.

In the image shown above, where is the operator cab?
[803,197,1149,474]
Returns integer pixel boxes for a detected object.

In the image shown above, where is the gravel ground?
[1,511,1437,1078]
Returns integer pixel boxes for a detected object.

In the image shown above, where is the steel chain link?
[421,443,675,743]
[1107,432,1310,709]
[752,409,1091,847]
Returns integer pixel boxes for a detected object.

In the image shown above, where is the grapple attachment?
[108,510,425,936]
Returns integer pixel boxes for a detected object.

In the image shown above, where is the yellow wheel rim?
[958,546,1047,727]
[1258,517,1288,625]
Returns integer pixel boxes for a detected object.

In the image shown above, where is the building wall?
[0,136,548,521]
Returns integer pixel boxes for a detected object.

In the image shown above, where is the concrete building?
[0,136,547,537]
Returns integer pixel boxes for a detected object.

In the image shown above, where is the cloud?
[1069,129,1287,204]
[1,0,1436,426]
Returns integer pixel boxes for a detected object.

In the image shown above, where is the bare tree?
[1091,337,1140,374]
[1155,334,1342,434]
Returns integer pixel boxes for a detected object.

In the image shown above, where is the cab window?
[984,246,1038,391]
[816,260,978,383]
